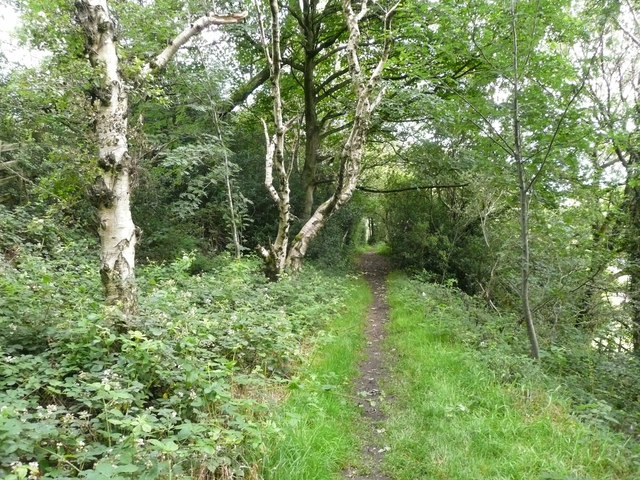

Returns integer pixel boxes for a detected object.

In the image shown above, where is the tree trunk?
[256,0,293,280]
[511,0,540,360]
[286,127,363,271]
[517,162,540,359]
[629,261,640,353]
[575,217,610,327]
[77,0,138,313]
[214,119,243,258]
[76,1,247,307]
[300,0,321,220]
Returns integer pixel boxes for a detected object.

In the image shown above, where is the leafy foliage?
[0,237,360,478]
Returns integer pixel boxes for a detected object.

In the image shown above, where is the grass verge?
[257,276,371,480]
[383,273,640,480]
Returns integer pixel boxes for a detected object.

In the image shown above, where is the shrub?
[1,247,359,478]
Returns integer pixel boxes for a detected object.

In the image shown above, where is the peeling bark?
[286,0,399,272]
[256,0,398,277]
[255,0,294,279]
[77,0,138,313]
[75,0,246,310]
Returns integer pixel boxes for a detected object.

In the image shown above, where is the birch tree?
[256,0,399,278]
[74,1,246,311]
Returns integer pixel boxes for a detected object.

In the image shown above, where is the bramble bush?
[1,243,358,479]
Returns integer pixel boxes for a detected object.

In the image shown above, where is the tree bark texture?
[77,0,138,312]
[300,0,321,220]
[76,0,247,308]
[256,0,294,279]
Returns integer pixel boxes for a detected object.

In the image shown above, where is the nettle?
[1,250,356,478]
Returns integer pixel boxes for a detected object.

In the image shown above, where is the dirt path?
[345,252,393,480]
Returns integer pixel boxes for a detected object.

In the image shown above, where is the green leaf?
[148,439,179,452]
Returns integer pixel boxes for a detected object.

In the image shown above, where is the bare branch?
[356,183,469,193]
[617,19,640,48]
[143,11,248,76]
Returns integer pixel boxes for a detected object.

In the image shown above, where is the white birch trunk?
[77,0,137,312]
[76,1,247,308]
[285,0,399,272]
[255,0,295,279]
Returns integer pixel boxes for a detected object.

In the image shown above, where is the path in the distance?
[345,252,393,480]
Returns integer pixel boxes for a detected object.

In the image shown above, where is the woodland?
[2,0,640,478]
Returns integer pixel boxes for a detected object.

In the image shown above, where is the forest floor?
[344,252,393,480]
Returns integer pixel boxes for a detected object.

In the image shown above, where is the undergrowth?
[401,271,640,434]
[384,273,640,479]
[0,243,361,479]
[257,278,370,479]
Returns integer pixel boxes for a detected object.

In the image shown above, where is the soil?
[344,252,394,480]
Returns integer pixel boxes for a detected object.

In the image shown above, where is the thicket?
[0,212,363,479]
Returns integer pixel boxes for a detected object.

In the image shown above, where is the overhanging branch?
[142,10,248,76]
[356,183,469,193]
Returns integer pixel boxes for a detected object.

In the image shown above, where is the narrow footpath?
[345,252,393,480]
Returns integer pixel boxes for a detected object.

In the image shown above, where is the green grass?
[257,277,371,480]
[383,273,640,480]
[356,242,392,256]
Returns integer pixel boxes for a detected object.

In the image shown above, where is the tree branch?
[218,67,270,117]
[451,88,515,157]
[617,20,640,48]
[142,11,248,76]
[356,183,469,193]
[317,78,351,102]
[526,55,595,192]
[317,67,350,91]
[313,27,348,56]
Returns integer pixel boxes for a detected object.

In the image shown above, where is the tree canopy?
[3,0,640,476]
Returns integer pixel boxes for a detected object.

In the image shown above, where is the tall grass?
[257,278,371,479]
[383,273,640,480]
